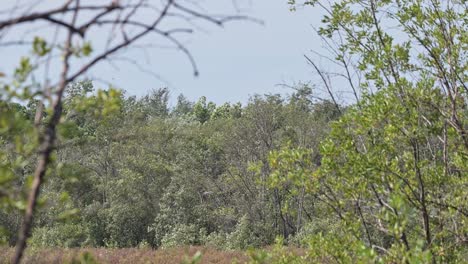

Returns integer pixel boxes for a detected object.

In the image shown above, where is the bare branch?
[66,0,175,84]
[304,55,342,114]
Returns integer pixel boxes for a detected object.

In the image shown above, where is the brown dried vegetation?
[0,247,250,264]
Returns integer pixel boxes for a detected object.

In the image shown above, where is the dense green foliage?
[1,83,341,250]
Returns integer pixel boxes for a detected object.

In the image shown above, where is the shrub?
[160,224,206,248]
[29,222,90,248]
[225,216,268,250]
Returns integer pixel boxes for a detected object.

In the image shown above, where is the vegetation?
[0,246,246,264]
[0,0,466,263]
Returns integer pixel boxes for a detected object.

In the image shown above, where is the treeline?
[0,84,341,249]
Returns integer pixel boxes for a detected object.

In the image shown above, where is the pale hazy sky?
[1,1,330,104]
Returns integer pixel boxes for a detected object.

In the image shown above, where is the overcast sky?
[1,1,329,104]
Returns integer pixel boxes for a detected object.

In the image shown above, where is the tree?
[173,94,194,117]
[0,1,253,262]
[286,0,467,261]
[141,88,170,119]
[193,96,216,123]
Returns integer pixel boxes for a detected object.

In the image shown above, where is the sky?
[1,1,329,105]
[91,0,326,104]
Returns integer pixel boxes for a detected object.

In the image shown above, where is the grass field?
[0,247,251,264]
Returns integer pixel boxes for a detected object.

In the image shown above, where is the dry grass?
[0,246,250,264]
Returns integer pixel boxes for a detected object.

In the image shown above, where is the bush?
[225,215,270,250]
[29,222,90,248]
[203,232,228,249]
[247,237,305,264]
[160,224,206,248]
